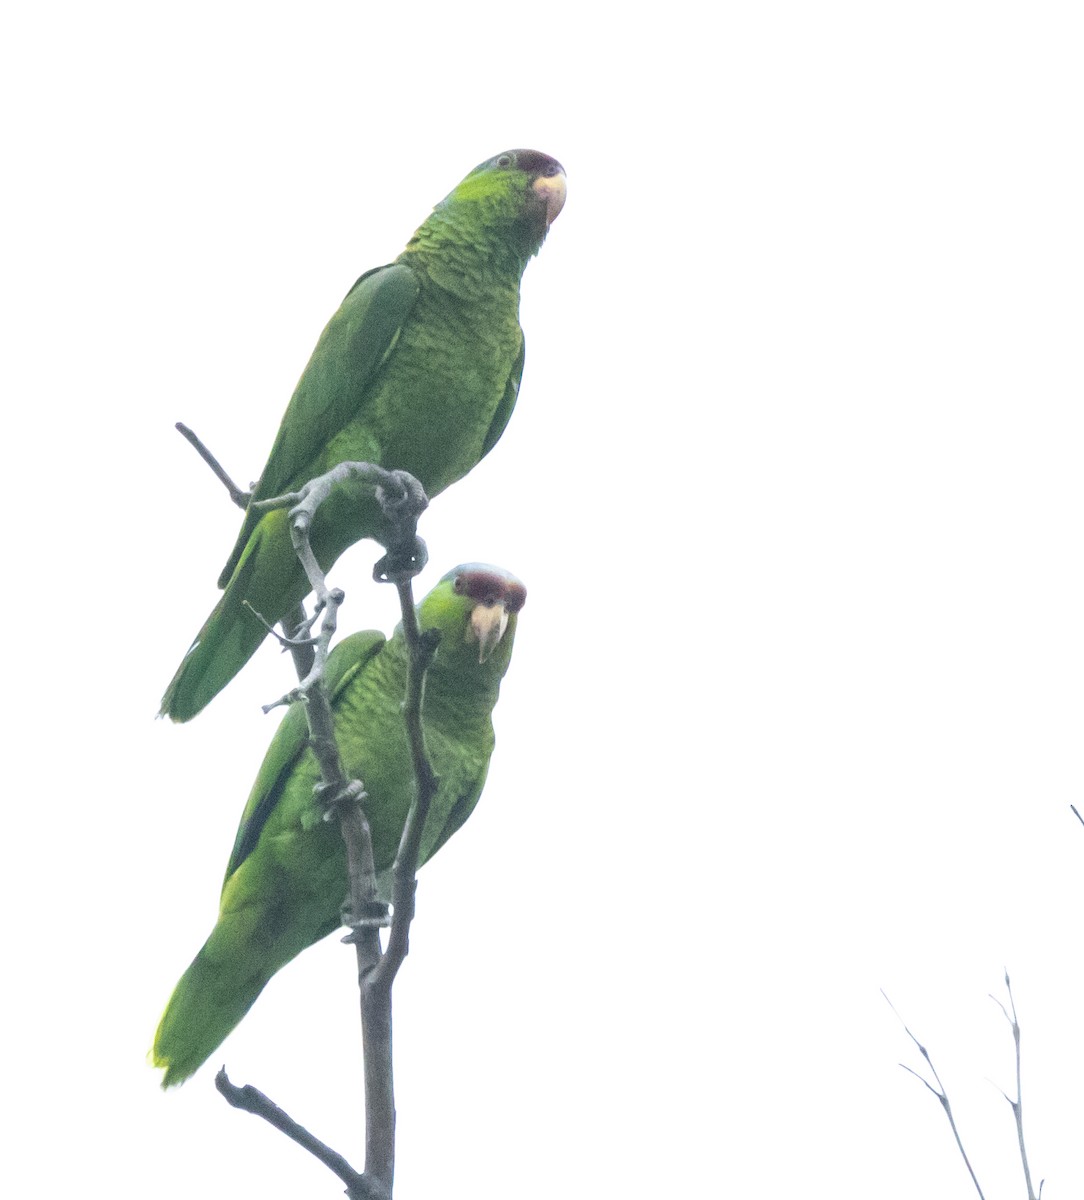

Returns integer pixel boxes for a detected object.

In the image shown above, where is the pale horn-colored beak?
[533,170,567,226]
[470,603,510,663]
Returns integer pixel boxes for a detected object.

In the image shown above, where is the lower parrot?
[153,564,527,1087]
[161,149,564,721]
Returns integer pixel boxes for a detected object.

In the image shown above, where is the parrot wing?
[219,264,421,587]
[479,336,525,459]
[223,628,388,883]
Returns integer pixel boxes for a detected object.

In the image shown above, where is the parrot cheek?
[533,173,567,225]
[470,604,510,662]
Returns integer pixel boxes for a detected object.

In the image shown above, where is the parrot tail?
[160,512,300,722]
[152,938,273,1088]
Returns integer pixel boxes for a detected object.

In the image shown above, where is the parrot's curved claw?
[373,535,428,585]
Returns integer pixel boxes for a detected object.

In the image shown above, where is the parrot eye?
[496,153,513,169]
[453,576,465,593]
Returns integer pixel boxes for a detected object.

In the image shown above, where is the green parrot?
[161,149,563,721]
[153,564,527,1087]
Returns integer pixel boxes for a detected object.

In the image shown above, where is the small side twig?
[175,422,251,509]
[989,971,1041,1200]
[883,991,987,1200]
[281,601,316,684]
[176,423,315,678]
[215,1068,376,1199]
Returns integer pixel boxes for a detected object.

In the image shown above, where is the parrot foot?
[373,536,428,585]
[316,778,366,820]
[341,898,391,936]
[373,469,430,584]
[375,468,429,522]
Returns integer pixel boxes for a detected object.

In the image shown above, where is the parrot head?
[420,563,527,674]
[460,148,566,231]
[408,149,566,270]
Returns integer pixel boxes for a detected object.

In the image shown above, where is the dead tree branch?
[175,422,251,509]
[178,427,434,1197]
[989,971,1041,1200]
[883,991,987,1200]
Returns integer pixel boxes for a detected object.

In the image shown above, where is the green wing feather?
[160,270,417,722]
[224,629,387,880]
[479,336,524,459]
[219,265,420,586]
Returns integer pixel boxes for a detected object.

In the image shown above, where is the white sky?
[4,2,1084,1196]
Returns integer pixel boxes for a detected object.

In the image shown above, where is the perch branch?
[208,458,432,1199]
[373,583,441,986]
[351,575,442,1185]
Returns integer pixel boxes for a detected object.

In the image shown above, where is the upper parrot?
[161,149,563,721]
[153,564,527,1086]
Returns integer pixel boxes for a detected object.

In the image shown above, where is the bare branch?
[211,459,433,1199]
[989,971,1040,1200]
[373,582,441,987]
[176,425,317,683]
[282,601,316,682]
[214,1069,383,1200]
[175,422,250,508]
[883,991,987,1200]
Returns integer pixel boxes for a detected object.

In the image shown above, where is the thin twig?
[1071,804,1084,829]
[883,991,987,1200]
[989,971,1040,1200]
[215,1068,374,1198]
[176,424,316,680]
[175,422,250,508]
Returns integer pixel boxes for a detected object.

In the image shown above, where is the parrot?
[153,564,527,1087]
[161,149,564,721]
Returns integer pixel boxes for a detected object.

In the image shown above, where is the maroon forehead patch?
[510,149,564,178]
[452,569,527,613]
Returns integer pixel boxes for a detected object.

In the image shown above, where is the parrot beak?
[470,603,511,663]
[533,171,566,226]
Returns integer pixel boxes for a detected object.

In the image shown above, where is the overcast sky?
[5,2,1084,1197]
